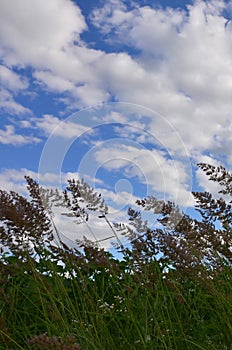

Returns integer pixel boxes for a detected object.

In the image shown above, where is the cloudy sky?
[0,0,232,246]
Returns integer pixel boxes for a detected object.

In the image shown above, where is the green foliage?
[0,164,231,349]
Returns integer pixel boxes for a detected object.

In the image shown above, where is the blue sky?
[0,0,232,247]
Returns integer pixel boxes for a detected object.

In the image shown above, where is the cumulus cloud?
[90,0,232,165]
[0,0,87,65]
[0,64,31,114]
[0,87,31,115]
[33,71,75,93]
[0,168,59,194]
[0,65,28,91]
[93,142,193,206]
[30,114,94,140]
[0,124,40,145]
[1,0,232,216]
[0,0,113,107]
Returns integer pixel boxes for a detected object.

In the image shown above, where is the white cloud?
[98,186,138,211]
[90,1,232,165]
[0,87,31,115]
[194,154,232,201]
[0,65,28,91]
[73,83,110,106]
[0,0,112,107]
[0,64,31,115]
[0,168,28,194]
[0,0,87,65]
[0,168,89,194]
[90,0,134,35]
[93,143,193,207]
[196,166,224,199]
[33,71,75,93]
[0,168,42,193]
[1,0,232,138]
[32,114,94,139]
[0,124,40,145]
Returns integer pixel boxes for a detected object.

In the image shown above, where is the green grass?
[0,248,231,350]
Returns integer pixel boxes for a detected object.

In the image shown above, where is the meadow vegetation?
[0,163,231,349]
